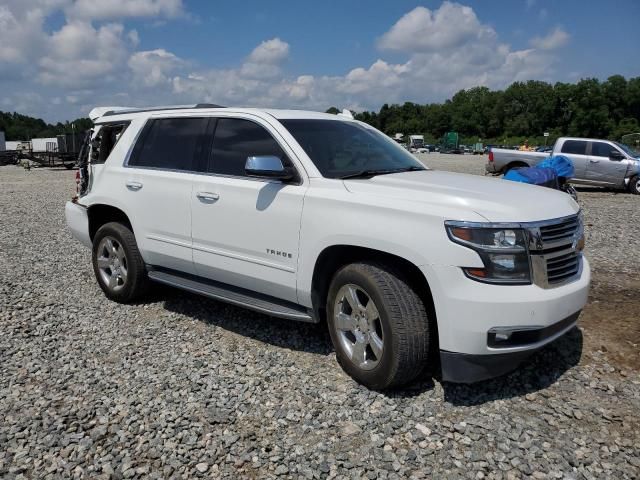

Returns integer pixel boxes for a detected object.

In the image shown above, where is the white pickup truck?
[486,137,640,194]
[66,105,590,389]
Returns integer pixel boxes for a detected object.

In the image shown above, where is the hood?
[343,170,578,223]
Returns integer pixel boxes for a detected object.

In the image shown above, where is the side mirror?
[245,156,293,180]
[609,150,625,161]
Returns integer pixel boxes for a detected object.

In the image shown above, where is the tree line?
[0,112,92,141]
[329,75,640,146]
[2,75,639,146]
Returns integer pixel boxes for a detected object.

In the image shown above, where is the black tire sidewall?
[327,265,402,389]
[92,223,143,303]
[630,175,640,195]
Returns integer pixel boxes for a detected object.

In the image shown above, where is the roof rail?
[98,103,225,119]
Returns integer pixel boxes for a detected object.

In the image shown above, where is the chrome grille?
[527,214,583,288]
[546,251,580,284]
[539,216,580,245]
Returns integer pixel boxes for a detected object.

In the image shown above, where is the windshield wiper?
[338,166,425,179]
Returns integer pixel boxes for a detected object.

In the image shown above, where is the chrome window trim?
[122,115,306,186]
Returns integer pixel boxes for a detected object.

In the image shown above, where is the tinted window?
[591,142,617,157]
[560,140,587,155]
[281,119,424,179]
[209,118,287,176]
[129,117,208,171]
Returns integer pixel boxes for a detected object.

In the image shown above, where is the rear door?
[191,116,307,302]
[558,139,589,179]
[586,141,628,186]
[122,116,208,274]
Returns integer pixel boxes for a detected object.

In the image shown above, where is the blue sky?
[1,0,638,122]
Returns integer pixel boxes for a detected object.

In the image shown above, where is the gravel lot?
[1,160,639,479]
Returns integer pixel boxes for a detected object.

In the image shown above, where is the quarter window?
[591,142,617,158]
[209,118,288,176]
[560,140,587,155]
[129,117,208,171]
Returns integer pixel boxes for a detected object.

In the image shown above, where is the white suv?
[66,105,590,389]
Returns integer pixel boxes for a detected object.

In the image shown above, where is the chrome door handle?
[196,191,220,202]
[126,181,143,191]
[589,159,600,163]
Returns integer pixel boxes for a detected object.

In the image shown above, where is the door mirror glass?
[245,155,292,180]
[609,150,625,161]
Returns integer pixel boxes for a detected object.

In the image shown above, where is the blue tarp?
[536,155,575,178]
[504,166,558,187]
[504,155,575,187]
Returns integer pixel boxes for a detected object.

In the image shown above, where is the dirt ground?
[580,275,640,372]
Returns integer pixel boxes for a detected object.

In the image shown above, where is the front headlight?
[445,222,531,285]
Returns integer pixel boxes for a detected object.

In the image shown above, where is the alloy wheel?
[333,284,384,371]
[96,236,128,292]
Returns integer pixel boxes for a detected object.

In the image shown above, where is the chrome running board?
[147,269,316,323]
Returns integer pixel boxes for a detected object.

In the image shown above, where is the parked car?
[487,137,640,194]
[66,105,590,389]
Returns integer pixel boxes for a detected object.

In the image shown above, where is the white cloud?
[530,27,570,50]
[129,49,185,87]
[68,0,184,21]
[0,1,570,122]
[378,3,496,52]
[247,38,289,64]
[0,4,49,65]
[38,21,131,87]
[169,4,561,112]
[240,38,290,79]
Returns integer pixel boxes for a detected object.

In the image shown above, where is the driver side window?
[591,142,618,158]
[208,118,289,177]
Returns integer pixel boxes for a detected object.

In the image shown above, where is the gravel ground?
[1,163,639,479]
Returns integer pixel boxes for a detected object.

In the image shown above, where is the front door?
[586,141,628,186]
[191,116,307,303]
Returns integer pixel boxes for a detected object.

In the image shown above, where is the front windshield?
[615,141,640,158]
[280,119,426,178]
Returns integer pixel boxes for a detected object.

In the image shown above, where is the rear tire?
[629,175,640,195]
[92,222,149,303]
[326,262,431,390]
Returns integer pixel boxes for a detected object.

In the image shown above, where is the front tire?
[92,222,149,303]
[630,175,640,195]
[327,262,431,390]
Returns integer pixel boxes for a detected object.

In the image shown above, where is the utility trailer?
[56,133,85,169]
[14,133,85,169]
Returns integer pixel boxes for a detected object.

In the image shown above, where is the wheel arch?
[310,244,439,353]
[503,161,529,174]
[87,204,133,241]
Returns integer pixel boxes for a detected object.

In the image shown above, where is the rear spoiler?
[88,107,132,122]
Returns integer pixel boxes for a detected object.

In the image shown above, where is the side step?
[147,269,316,323]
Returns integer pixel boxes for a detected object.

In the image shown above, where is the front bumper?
[65,201,91,248]
[440,311,580,383]
[421,257,590,382]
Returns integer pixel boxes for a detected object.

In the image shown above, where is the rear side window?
[209,118,288,176]
[591,142,617,157]
[129,117,208,171]
[560,140,587,155]
[91,122,129,164]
